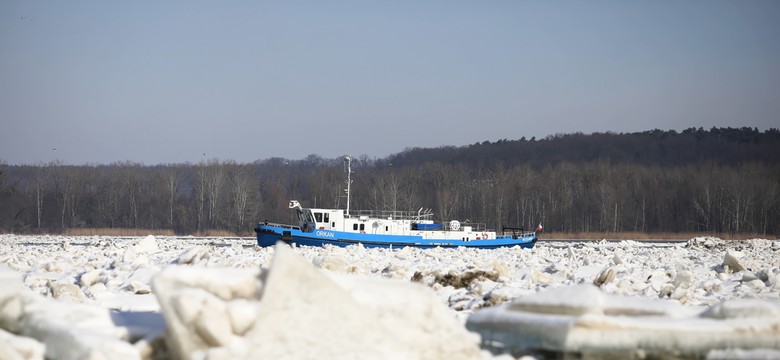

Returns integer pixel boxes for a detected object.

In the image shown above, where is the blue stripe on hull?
[254,225,536,249]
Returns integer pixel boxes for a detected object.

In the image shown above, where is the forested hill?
[1,127,779,236]
[385,127,780,168]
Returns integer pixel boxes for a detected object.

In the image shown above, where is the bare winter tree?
[428,163,464,223]
[371,172,403,212]
[489,163,511,232]
[121,162,143,228]
[162,165,185,230]
[193,163,208,233]
[228,164,251,233]
[205,160,226,229]
[759,182,778,236]
[18,164,50,231]
[96,166,123,229]
[308,163,342,209]
[47,160,74,231]
[66,166,91,228]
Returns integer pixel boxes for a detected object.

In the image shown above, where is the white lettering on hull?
[315,231,335,238]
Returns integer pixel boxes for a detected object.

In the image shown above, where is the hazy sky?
[2,1,779,165]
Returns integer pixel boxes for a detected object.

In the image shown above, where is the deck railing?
[346,209,435,221]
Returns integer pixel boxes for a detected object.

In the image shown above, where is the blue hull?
[254,224,537,249]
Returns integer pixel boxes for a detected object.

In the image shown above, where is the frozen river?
[1,234,778,359]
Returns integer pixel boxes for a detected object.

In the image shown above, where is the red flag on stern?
[537,223,543,232]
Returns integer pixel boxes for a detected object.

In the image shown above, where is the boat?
[254,156,537,249]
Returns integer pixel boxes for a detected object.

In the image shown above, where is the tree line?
[1,127,778,236]
[385,127,780,169]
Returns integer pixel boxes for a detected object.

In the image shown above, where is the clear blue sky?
[2,1,778,165]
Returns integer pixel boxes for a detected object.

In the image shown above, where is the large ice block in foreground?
[466,284,780,358]
[153,243,482,359]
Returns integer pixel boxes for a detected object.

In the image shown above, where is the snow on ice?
[0,234,779,359]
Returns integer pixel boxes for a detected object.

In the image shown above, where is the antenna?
[344,155,352,216]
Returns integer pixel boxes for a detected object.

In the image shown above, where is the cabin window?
[359,224,365,231]
[324,213,330,223]
[314,212,323,222]
[353,224,358,231]
[332,222,335,227]
[385,226,388,231]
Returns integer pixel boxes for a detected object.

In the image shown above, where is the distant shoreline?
[2,228,775,241]
[538,231,777,241]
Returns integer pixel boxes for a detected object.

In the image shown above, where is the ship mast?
[344,155,352,216]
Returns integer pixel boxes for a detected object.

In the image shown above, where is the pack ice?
[0,234,779,359]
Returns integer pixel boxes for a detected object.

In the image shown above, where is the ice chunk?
[51,283,84,300]
[468,284,780,358]
[135,235,160,254]
[244,244,482,359]
[152,266,260,359]
[0,328,45,360]
[701,298,780,319]
[593,267,616,287]
[175,246,211,265]
[723,251,746,272]
[21,301,141,359]
[79,269,102,287]
[508,284,605,315]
